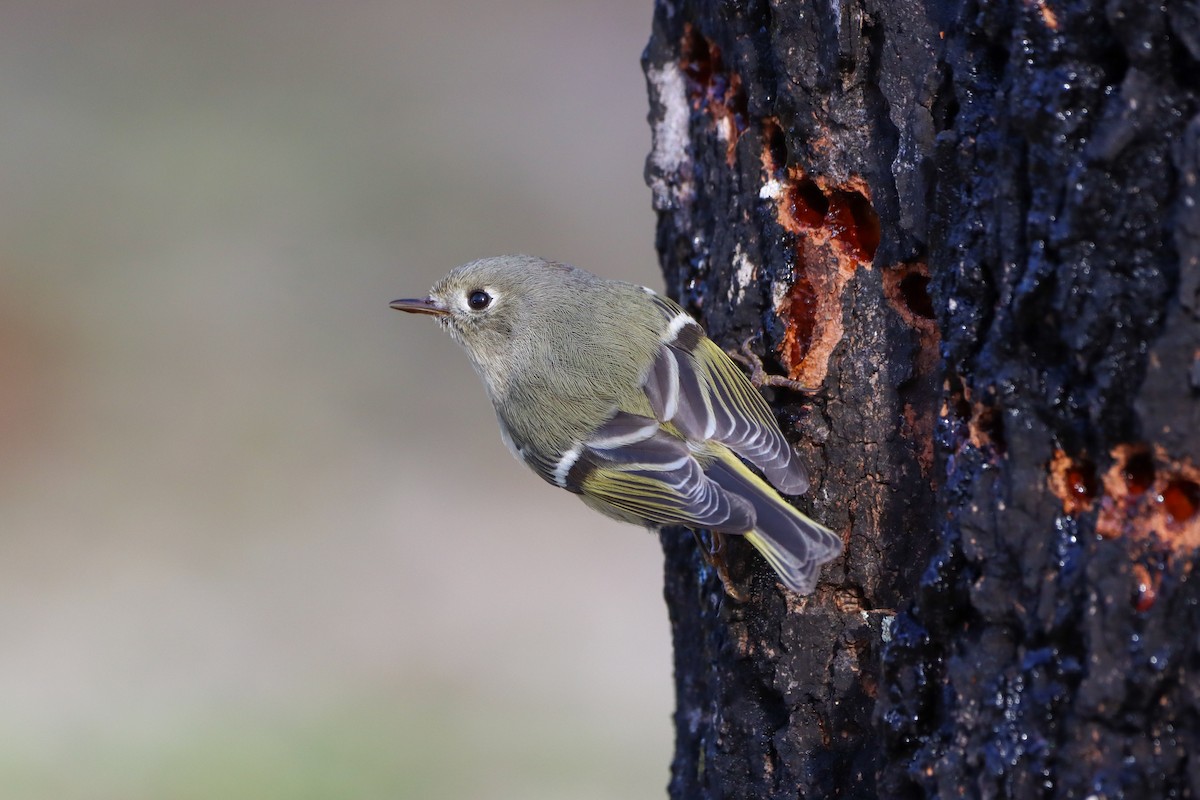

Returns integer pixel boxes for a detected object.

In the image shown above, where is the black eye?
[467,290,492,310]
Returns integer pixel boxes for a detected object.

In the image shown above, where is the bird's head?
[391,255,574,390]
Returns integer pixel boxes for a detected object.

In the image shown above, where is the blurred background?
[0,2,670,798]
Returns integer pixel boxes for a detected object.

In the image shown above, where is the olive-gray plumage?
[429,259,661,459]
[391,255,841,594]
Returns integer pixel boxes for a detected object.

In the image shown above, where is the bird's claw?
[692,529,747,602]
[728,336,819,394]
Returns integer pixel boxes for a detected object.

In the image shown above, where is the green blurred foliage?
[0,2,669,798]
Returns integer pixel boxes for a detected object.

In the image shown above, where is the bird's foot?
[728,337,819,394]
[692,529,746,602]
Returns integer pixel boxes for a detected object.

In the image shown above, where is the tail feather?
[707,449,842,594]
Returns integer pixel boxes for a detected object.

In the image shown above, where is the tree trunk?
[642,1,1200,798]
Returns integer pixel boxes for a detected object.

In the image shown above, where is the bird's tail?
[707,448,842,594]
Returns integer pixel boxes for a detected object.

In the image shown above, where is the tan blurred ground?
[0,2,671,798]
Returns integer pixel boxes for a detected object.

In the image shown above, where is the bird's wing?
[640,295,810,495]
[525,411,755,532]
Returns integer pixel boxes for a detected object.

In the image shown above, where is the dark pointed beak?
[389,297,449,316]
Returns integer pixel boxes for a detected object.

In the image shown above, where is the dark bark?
[642,1,1200,798]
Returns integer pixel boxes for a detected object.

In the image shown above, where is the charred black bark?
[642,1,1200,798]
[882,2,1200,797]
[644,1,941,796]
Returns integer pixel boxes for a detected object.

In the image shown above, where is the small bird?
[391,255,842,594]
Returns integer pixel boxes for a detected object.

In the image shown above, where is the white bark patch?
[728,245,757,304]
[646,62,693,210]
[772,276,789,313]
[716,113,734,146]
[759,178,783,200]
